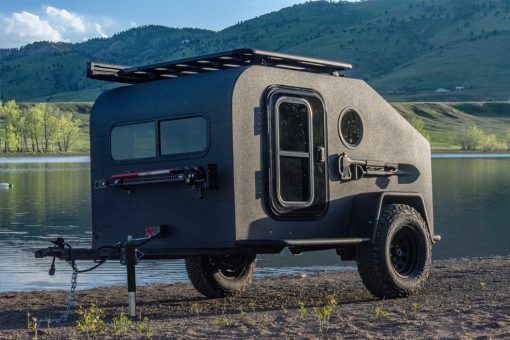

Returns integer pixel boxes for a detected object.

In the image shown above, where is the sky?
[0,0,312,48]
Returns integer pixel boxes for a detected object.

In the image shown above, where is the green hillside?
[1,0,510,102]
[393,102,510,149]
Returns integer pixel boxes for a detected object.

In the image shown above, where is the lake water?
[0,155,509,292]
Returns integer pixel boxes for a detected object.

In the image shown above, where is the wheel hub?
[209,255,250,280]
[390,226,421,278]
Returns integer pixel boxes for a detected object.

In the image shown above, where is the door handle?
[315,146,325,163]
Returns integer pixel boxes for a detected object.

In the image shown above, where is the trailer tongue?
[33,163,217,323]
[35,230,159,322]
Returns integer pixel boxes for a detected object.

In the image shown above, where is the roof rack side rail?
[86,48,352,84]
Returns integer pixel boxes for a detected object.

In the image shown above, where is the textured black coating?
[89,56,433,257]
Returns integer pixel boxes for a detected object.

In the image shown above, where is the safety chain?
[36,259,79,326]
[34,237,150,326]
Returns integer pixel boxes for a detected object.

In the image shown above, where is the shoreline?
[0,150,509,159]
[1,256,508,338]
[0,153,88,158]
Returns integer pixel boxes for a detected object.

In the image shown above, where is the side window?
[111,122,156,160]
[267,87,328,219]
[110,116,208,161]
[275,98,314,206]
[160,117,207,156]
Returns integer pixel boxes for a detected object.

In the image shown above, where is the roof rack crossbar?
[87,48,352,84]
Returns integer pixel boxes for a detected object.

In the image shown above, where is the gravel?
[0,256,509,339]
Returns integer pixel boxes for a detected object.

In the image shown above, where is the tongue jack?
[49,256,56,276]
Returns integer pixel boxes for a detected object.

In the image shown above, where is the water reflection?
[432,158,510,258]
[0,156,509,291]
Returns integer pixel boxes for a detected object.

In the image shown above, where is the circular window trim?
[338,108,364,149]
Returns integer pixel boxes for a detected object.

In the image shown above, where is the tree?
[505,129,510,151]
[482,134,499,152]
[457,126,485,151]
[26,103,45,152]
[1,102,81,154]
[50,112,80,152]
[0,100,22,152]
[43,105,60,152]
[59,112,80,152]
[48,114,61,152]
[18,115,27,152]
[410,117,431,141]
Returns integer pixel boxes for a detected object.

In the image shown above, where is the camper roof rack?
[87,48,352,84]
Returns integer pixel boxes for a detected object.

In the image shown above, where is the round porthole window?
[339,109,363,148]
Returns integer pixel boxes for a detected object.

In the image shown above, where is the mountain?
[1,0,510,102]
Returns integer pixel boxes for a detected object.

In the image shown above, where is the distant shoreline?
[432,150,510,154]
[0,153,88,158]
[0,150,509,157]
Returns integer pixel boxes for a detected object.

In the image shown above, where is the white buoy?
[0,183,13,189]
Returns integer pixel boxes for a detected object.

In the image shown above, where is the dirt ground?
[0,256,509,339]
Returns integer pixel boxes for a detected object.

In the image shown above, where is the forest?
[0,100,82,154]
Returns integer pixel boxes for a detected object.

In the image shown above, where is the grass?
[75,303,153,339]
[374,306,390,318]
[311,293,338,332]
[26,313,39,340]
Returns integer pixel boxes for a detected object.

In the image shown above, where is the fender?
[348,192,436,244]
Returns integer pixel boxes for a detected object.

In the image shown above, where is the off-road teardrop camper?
[37,49,440,308]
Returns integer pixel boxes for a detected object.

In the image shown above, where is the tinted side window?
[275,98,313,206]
[279,156,310,202]
[160,117,207,156]
[279,102,309,152]
[111,122,156,160]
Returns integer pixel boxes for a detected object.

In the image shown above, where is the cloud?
[0,11,61,48]
[45,6,86,33]
[0,7,112,48]
[94,23,107,38]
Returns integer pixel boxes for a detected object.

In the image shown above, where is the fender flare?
[348,191,434,243]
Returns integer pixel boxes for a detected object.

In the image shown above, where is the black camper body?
[39,49,440,300]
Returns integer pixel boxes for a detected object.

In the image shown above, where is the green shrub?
[76,303,106,338]
[75,304,153,339]
[136,316,153,339]
[457,126,485,150]
[26,312,39,340]
[311,293,338,332]
[481,134,500,152]
[374,306,390,318]
[110,312,133,337]
[505,129,510,150]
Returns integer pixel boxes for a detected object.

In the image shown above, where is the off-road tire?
[356,204,432,299]
[185,254,256,298]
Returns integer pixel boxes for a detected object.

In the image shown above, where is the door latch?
[338,153,400,181]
